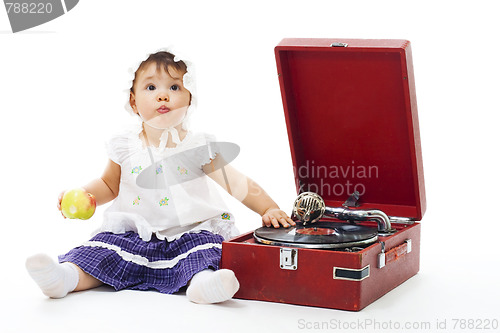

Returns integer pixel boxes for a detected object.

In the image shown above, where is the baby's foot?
[186,269,240,304]
[25,254,79,298]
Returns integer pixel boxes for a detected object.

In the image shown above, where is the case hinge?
[280,248,298,270]
[330,42,348,47]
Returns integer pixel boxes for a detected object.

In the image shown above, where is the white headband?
[124,47,197,145]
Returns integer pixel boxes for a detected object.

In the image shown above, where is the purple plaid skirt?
[58,230,224,294]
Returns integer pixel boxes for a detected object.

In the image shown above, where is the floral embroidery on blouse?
[177,166,188,175]
[159,197,169,207]
[132,196,141,206]
[131,166,142,174]
[221,213,230,220]
[156,164,163,175]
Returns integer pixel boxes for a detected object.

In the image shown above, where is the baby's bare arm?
[57,159,121,211]
[203,156,294,228]
[83,159,121,205]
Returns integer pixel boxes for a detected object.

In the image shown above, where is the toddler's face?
[130,62,191,130]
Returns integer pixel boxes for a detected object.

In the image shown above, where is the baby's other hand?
[262,208,296,228]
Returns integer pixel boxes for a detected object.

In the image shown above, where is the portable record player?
[220,38,425,311]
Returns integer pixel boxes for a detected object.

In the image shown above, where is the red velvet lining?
[276,43,422,218]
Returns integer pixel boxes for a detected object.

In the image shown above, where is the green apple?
[61,188,96,220]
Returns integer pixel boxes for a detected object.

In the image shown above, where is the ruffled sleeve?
[198,133,219,167]
[105,132,139,166]
[181,133,219,168]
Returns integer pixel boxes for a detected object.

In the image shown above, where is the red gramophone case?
[221,38,425,311]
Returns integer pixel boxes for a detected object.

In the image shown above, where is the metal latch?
[377,242,386,268]
[280,248,298,270]
[405,239,412,253]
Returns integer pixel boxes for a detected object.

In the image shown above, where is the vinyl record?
[253,221,378,249]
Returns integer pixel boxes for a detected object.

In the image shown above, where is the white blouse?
[91,124,239,242]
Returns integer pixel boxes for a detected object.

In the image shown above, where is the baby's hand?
[262,208,296,228]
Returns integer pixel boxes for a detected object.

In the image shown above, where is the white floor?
[4,268,499,333]
[3,207,499,333]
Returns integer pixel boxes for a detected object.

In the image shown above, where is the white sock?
[186,269,240,304]
[25,254,79,299]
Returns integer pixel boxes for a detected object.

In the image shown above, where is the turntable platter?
[253,221,378,249]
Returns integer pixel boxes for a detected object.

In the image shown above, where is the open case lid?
[275,38,426,220]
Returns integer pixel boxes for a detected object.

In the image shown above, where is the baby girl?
[26,49,294,304]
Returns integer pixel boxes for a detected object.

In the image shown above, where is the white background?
[1,1,499,332]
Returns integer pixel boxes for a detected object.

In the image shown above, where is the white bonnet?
[124,46,197,132]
